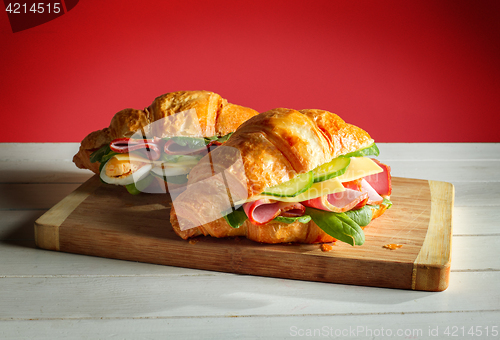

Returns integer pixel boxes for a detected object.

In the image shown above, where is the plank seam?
[1,309,499,321]
[0,182,88,185]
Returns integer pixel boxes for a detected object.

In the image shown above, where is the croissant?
[170,108,392,244]
[73,90,259,174]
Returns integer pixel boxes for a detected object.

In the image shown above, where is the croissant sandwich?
[170,108,392,245]
[73,90,258,194]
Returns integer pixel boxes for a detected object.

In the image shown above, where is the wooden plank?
[0,211,43,241]
[0,272,498,319]
[387,160,500,182]
[0,242,214,277]
[453,182,500,206]
[34,176,453,291]
[451,236,500,271]
[0,183,81,210]
[453,206,500,235]
[2,311,499,339]
[0,143,80,161]
[377,143,500,160]
[0,161,92,183]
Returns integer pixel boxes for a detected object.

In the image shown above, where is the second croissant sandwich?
[170,108,392,245]
[73,90,258,194]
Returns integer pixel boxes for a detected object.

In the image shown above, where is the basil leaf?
[344,143,380,157]
[344,205,373,227]
[274,215,312,224]
[223,206,248,229]
[306,207,365,246]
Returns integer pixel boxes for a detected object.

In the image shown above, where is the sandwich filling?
[223,143,392,246]
[90,133,233,193]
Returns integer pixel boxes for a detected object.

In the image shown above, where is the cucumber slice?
[311,156,350,183]
[344,143,379,157]
[262,171,313,197]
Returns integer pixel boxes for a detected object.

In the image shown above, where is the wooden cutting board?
[34,176,454,291]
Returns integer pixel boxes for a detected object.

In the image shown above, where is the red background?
[1,0,499,142]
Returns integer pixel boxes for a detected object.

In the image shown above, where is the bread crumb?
[383,243,403,250]
[321,244,333,252]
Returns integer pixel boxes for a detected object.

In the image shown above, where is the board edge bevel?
[34,175,102,251]
[412,180,454,292]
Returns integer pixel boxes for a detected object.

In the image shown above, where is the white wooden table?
[1,143,499,339]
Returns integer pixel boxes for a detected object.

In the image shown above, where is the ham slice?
[302,189,369,213]
[361,179,384,205]
[243,199,306,225]
[245,159,391,220]
[364,159,392,195]
[342,179,362,191]
[110,138,161,161]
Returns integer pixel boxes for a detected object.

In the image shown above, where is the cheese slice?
[336,157,383,182]
[112,153,199,168]
[246,157,383,203]
[112,153,151,163]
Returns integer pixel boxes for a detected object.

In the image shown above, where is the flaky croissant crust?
[72,90,258,174]
[171,108,382,244]
[187,108,374,198]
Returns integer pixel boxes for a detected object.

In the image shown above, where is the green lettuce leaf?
[94,146,119,176]
[382,197,393,209]
[162,132,233,151]
[161,154,182,163]
[223,206,248,229]
[213,132,234,143]
[90,144,118,165]
[161,154,203,163]
[203,132,234,144]
[164,136,206,149]
[125,175,154,195]
[273,215,312,224]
